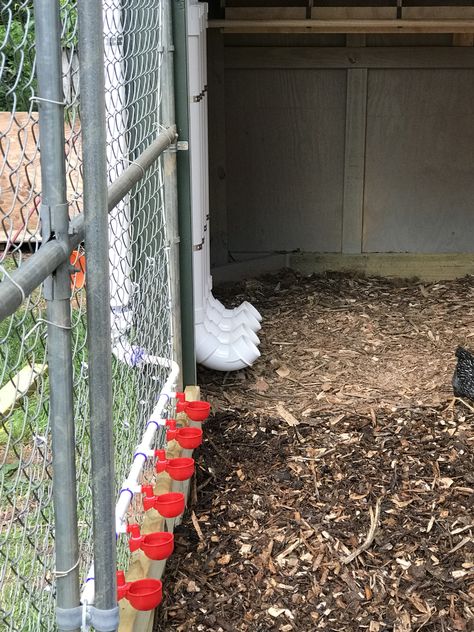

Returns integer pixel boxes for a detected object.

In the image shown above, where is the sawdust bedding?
[156,271,474,632]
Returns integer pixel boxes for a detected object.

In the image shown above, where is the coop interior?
[156,2,474,629]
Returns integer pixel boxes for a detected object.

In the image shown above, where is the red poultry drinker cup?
[155,492,185,518]
[154,449,195,481]
[174,393,211,422]
[127,524,174,561]
[117,571,163,611]
[166,419,203,449]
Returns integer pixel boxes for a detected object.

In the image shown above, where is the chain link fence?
[0,0,179,628]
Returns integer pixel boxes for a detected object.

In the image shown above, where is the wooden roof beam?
[208,19,474,33]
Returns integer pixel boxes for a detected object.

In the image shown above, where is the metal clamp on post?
[40,201,72,301]
[193,237,205,251]
[56,605,120,631]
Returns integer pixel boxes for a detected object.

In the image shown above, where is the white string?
[24,318,72,341]
[121,157,146,178]
[0,264,26,303]
[30,95,66,106]
[53,557,80,578]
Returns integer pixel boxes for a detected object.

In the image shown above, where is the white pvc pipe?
[195,324,260,371]
[203,318,260,347]
[81,356,180,605]
[187,2,263,371]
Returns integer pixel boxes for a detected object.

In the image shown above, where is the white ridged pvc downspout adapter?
[188,2,262,371]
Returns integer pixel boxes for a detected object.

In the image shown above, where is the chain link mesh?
[0,0,172,628]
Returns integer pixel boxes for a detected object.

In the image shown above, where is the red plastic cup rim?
[185,401,211,421]
[155,492,185,518]
[126,578,163,610]
[166,457,195,481]
[176,427,203,449]
[141,532,174,560]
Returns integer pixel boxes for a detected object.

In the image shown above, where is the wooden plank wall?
[208,32,474,265]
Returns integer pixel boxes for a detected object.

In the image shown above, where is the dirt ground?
[156,270,474,632]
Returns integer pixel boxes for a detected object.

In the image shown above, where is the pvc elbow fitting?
[195,324,261,371]
[205,304,261,333]
[203,318,260,347]
[208,294,262,323]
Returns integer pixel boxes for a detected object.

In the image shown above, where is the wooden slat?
[224,45,474,68]
[312,7,397,18]
[226,6,306,19]
[342,68,367,254]
[291,252,474,282]
[403,7,474,19]
[453,33,474,45]
[0,363,48,415]
[209,19,474,33]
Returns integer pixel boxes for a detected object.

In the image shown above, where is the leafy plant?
[0,2,37,112]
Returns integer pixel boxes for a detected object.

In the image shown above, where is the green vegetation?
[0,0,78,111]
[0,2,36,111]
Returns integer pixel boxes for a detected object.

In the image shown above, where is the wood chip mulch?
[156,271,474,632]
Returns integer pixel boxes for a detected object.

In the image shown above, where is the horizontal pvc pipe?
[0,127,177,322]
[80,355,180,606]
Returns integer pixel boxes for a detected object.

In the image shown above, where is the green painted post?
[172,0,196,386]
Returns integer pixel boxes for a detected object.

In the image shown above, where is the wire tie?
[122,158,146,178]
[146,420,160,430]
[30,95,66,106]
[133,451,148,462]
[0,264,26,303]
[54,557,80,578]
[24,318,72,341]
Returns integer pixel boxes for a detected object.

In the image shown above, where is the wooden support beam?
[209,19,474,34]
[453,33,474,45]
[342,68,367,254]
[291,253,474,282]
[224,46,474,69]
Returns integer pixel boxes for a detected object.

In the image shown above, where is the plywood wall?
[209,34,474,265]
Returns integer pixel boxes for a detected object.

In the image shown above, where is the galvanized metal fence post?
[77,0,118,628]
[163,0,183,389]
[172,0,197,386]
[33,0,80,629]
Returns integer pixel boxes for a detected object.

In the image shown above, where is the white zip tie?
[0,264,26,303]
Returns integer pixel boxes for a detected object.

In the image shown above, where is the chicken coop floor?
[157,271,474,632]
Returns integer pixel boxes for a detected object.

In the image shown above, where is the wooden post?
[341,35,367,254]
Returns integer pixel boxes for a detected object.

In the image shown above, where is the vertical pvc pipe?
[33,0,80,629]
[162,0,183,388]
[172,0,197,386]
[77,0,117,625]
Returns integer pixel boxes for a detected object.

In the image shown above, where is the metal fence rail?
[0,0,181,629]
